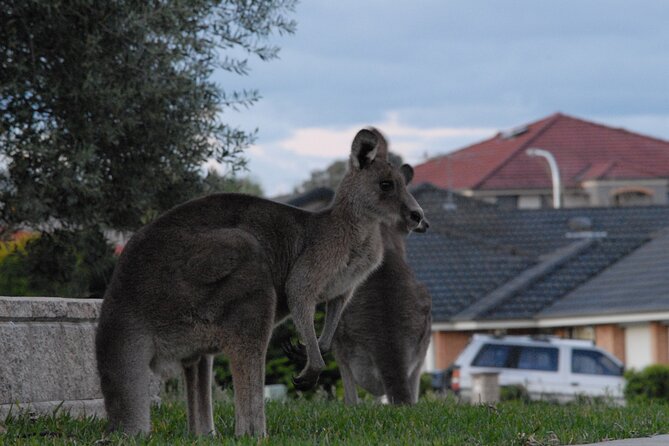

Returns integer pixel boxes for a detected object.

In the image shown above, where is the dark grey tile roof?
[406,232,534,321]
[540,229,669,318]
[480,236,648,320]
[408,184,669,322]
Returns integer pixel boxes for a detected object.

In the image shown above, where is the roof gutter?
[432,310,669,331]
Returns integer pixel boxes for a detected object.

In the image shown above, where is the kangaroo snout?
[414,214,430,233]
[405,206,428,233]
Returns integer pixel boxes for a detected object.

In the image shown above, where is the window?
[518,195,542,209]
[517,346,559,371]
[572,349,623,376]
[473,344,560,371]
[472,344,514,368]
[613,190,653,207]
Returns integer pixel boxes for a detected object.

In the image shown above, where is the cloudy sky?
[212,0,669,196]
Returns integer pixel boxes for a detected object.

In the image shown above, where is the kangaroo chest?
[322,229,384,299]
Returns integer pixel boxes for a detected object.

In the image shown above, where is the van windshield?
[572,349,623,376]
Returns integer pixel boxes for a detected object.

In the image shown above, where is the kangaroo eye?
[380,180,394,191]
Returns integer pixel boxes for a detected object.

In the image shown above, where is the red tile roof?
[414,113,669,190]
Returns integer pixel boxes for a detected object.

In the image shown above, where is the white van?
[447,335,625,402]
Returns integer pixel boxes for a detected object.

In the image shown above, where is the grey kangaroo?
[332,219,432,405]
[285,168,432,405]
[95,128,427,437]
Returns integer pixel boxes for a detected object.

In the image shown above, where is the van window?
[517,346,559,371]
[472,344,514,368]
[572,349,623,376]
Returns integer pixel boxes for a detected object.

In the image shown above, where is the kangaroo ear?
[400,164,414,185]
[367,127,389,160]
[350,129,378,170]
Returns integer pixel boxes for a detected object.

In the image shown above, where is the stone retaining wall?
[0,296,159,418]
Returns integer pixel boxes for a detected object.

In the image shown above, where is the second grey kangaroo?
[332,218,432,405]
[95,128,427,437]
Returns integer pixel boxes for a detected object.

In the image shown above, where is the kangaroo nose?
[410,210,423,224]
[414,215,429,233]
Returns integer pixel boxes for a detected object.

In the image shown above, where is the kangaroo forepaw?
[282,339,307,364]
[292,370,320,391]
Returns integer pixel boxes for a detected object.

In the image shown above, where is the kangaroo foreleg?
[317,293,350,353]
[282,292,349,365]
[408,361,423,404]
[288,300,323,390]
[338,360,360,405]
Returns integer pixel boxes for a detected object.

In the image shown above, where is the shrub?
[0,231,37,262]
[501,384,531,402]
[624,364,669,402]
[419,372,433,397]
[0,248,32,295]
[0,228,116,297]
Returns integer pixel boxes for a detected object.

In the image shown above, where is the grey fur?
[332,214,432,405]
[95,128,426,437]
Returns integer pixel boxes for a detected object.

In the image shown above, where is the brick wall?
[432,331,471,369]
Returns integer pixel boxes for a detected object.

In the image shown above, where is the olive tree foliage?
[202,168,264,196]
[0,0,296,296]
[0,0,296,232]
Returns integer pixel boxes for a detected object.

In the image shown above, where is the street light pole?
[526,148,562,209]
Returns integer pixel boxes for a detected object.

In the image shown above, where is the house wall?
[582,179,669,207]
[650,322,669,364]
[595,324,626,363]
[432,331,471,369]
[624,324,653,370]
[563,193,591,208]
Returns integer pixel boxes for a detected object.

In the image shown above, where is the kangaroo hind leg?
[183,355,216,436]
[225,290,275,437]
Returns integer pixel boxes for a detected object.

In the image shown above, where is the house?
[414,113,669,209]
[276,187,335,211]
[407,184,669,371]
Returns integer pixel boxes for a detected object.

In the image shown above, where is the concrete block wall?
[0,296,159,418]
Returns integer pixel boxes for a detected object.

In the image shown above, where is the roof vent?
[500,125,528,139]
[568,216,592,231]
[566,216,607,239]
[442,201,457,211]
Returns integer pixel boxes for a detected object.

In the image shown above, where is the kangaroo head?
[336,127,428,233]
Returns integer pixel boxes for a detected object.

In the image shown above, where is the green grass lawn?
[2,398,668,445]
